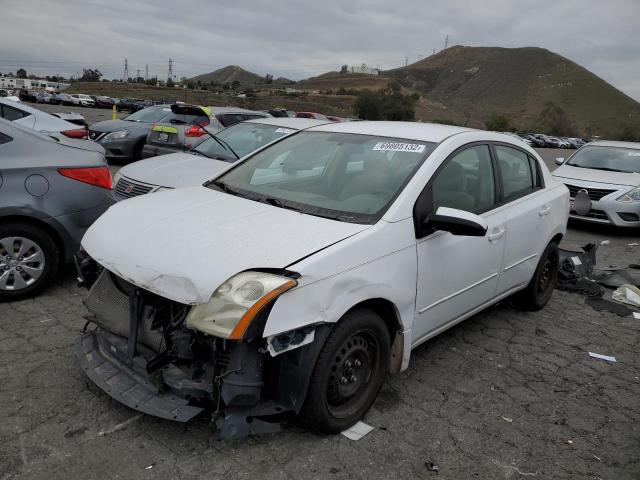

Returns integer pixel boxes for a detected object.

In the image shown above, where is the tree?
[537,102,575,136]
[80,68,103,82]
[617,125,640,142]
[485,113,511,131]
[264,74,273,84]
[340,64,349,74]
[16,68,27,78]
[231,80,241,89]
[354,88,417,121]
[166,78,175,87]
[354,90,382,120]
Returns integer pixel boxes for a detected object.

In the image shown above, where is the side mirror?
[555,157,565,165]
[424,207,488,237]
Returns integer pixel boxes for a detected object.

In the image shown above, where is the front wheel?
[511,241,559,311]
[302,308,390,433]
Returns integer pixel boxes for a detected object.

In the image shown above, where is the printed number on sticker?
[275,128,295,134]
[373,142,426,153]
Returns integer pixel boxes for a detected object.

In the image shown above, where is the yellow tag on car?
[152,125,178,134]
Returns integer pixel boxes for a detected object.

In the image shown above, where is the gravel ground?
[1,105,639,479]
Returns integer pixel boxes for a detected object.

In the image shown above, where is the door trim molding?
[503,253,538,271]
[418,272,498,314]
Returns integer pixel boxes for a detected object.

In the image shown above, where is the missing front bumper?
[79,329,205,422]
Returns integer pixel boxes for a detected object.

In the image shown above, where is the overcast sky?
[2,0,639,100]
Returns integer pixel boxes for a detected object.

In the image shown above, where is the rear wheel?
[511,241,559,311]
[0,222,60,301]
[302,308,390,433]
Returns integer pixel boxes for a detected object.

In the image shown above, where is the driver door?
[413,144,507,344]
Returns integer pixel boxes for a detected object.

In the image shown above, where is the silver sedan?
[553,141,640,227]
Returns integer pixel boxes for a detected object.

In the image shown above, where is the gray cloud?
[1,0,639,100]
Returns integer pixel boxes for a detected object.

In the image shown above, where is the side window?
[243,114,267,121]
[432,145,495,214]
[216,114,246,128]
[495,145,535,200]
[0,132,12,145]
[1,104,28,121]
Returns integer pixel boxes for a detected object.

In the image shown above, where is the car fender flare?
[0,207,71,260]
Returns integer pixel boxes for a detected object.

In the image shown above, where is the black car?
[90,95,114,109]
[520,133,544,147]
[116,98,146,113]
[18,89,37,102]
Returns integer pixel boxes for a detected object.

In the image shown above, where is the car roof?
[589,140,640,149]
[244,117,330,129]
[306,120,475,143]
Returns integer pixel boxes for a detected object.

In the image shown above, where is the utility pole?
[168,58,173,82]
[123,58,129,82]
[433,48,436,55]
[404,56,408,67]
[145,64,148,81]
[444,34,449,50]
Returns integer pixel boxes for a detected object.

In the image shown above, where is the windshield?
[193,122,296,161]
[124,107,172,123]
[567,145,640,173]
[209,131,436,224]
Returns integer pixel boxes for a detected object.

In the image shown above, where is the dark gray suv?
[0,118,115,300]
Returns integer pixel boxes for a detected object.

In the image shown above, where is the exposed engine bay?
[75,251,326,440]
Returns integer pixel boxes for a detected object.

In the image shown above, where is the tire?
[302,308,390,433]
[0,222,61,302]
[132,139,145,161]
[511,241,559,311]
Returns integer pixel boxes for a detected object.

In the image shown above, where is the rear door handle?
[488,228,505,242]
[539,205,551,217]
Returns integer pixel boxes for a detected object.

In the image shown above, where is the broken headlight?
[186,271,297,340]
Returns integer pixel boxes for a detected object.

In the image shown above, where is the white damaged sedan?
[76,121,569,439]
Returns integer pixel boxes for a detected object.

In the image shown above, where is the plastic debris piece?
[341,421,375,441]
[144,464,155,470]
[600,240,610,246]
[633,312,640,320]
[571,256,582,266]
[628,243,639,246]
[567,439,574,445]
[612,284,640,307]
[501,416,513,423]
[426,462,439,473]
[588,352,617,363]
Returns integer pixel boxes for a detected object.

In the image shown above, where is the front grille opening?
[114,178,153,200]
[618,212,640,222]
[565,183,617,201]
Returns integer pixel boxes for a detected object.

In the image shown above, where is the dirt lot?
[1,114,639,479]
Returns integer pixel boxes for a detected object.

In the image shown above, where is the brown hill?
[187,65,264,85]
[385,46,640,136]
[295,71,390,92]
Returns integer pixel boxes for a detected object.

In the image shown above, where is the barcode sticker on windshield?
[628,152,640,156]
[275,128,295,134]
[373,142,425,153]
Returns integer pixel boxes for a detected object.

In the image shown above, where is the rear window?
[216,113,249,128]
[124,107,172,123]
[165,113,209,126]
[0,132,13,145]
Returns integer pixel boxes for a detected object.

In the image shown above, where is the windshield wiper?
[262,197,302,212]
[590,167,625,172]
[194,123,240,160]
[211,181,244,197]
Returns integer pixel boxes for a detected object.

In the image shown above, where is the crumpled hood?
[119,153,231,188]
[82,186,369,304]
[553,164,640,187]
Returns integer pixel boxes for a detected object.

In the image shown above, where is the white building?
[349,64,379,75]
[0,77,70,91]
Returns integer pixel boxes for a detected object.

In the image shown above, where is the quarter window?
[432,145,495,214]
[1,104,28,121]
[495,145,536,200]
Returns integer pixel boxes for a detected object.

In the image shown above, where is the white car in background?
[0,98,89,138]
[77,122,569,439]
[69,94,95,107]
[554,141,640,226]
[112,117,328,201]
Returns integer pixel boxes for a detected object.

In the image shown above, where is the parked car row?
[523,133,586,149]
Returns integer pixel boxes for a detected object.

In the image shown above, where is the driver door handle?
[539,205,551,217]
[488,228,505,242]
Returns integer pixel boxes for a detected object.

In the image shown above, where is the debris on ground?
[588,352,617,363]
[585,296,633,317]
[557,244,601,296]
[600,240,610,246]
[341,421,375,441]
[500,416,513,423]
[425,461,440,473]
[633,312,640,320]
[612,284,640,307]
[595,266,640,289]
[628,243,639,246]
